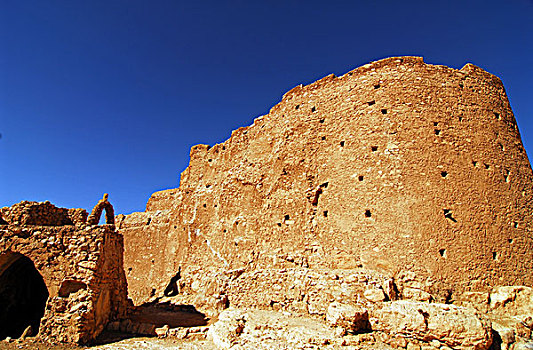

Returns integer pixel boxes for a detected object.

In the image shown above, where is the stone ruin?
[118,56,532,306]
[1,57,532,349]
[0,199,129,343]
[116,57,532,348]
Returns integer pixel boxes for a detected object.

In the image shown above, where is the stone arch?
[87,194,115,225]
[0,251,49,340]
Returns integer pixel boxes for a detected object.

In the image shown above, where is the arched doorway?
[0,252,49,339]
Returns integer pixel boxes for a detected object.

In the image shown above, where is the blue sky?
[1,0,532,215]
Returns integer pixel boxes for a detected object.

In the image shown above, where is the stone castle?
[1,57,532,349]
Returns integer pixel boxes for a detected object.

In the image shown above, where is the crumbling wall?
[118,57,533,311]
[0,201,129,343]
[0,201,87,226]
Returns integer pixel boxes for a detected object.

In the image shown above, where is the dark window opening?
[374,84,380,89]
[381,109,387,114]
[323,211,328,217]
[434,129,441,136]
[472,161,478,167]
[365,210,371,218]
[484,163,490,170]
[513,222,518,228]
[320,182,329,188]
[320,118,325,123]
[295,104,300,110]
[439,249,447,258]
[284,214,290,221]
[203,204,207,208]
[371,146,378,152]
[492,252,498,260]
[433,122,439,126]
[358,176,364,181]
[321,136,326,140]
[311,106,316,112]
[508,238,514,244]
[340,141,345,147]
[441,171,448,178]
[277,223,281,227]
[367,100,375,106]
[146,217,151,225]
[494,112,500,120]
[208,159,212,162]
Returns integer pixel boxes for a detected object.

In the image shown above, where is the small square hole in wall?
[340,141,345,147]
[371,146,378,152]
[367,100,375,106]
[494,112,500,120]
[439,249,447,258]
[284,214,290,221]
[434,122,439,126]
[365,210,371,218]
[321,136,326,141]
[320,118,325,123]
[358,175,364,181]
[441,171,448,178]
[434,129,441,135]
[311,106,316,112]
[381,109,387,114]
[374,84,380,89]
[323,211,328,217]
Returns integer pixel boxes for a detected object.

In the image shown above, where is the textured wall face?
[0,202,129,343]
[118,57,533,306]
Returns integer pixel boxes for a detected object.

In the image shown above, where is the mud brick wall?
[118,57,533,309]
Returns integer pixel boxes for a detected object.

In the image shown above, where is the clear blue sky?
[1,0,532,215]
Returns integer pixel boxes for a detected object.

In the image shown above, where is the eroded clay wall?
[119,57,533,307]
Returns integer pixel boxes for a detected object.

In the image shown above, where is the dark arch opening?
[0,252,49,340]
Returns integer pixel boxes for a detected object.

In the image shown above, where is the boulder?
[371,300,492,350]
[326,302,370,332]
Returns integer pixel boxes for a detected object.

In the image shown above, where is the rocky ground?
[1,284,532,349]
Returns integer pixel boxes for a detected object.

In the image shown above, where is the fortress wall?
[119,57,533,307]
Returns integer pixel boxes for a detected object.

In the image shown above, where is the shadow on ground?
[93,302,208,346]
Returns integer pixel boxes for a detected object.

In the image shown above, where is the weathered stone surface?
[118,57,533,311]
[370,300,493,350]
[326,302,369,332]
[208,309,337,349]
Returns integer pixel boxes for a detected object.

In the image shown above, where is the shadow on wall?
[0,251,49,340]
